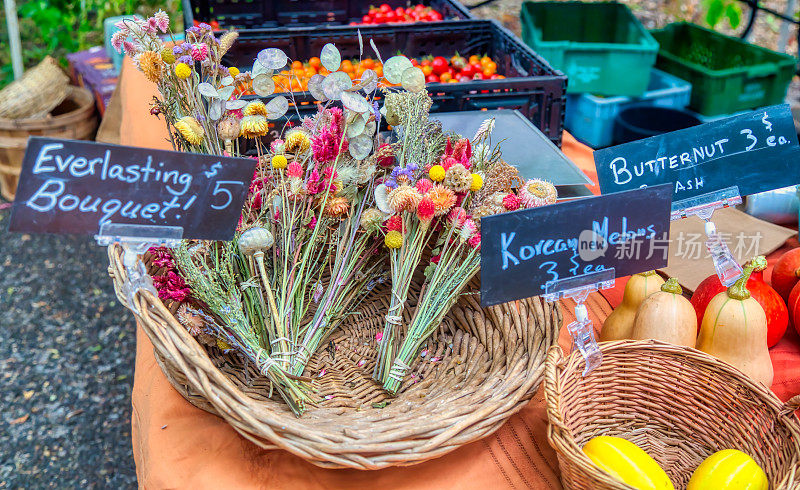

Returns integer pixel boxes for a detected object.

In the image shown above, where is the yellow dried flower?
[271,154,288,169]
[175,63,191,79]
[139,51,163,83]
[428,184,456,216]
[443,163,471,193]
[429,164,445,182]
[385,230,403,249]
[470,173,483,192]
[216,339,233,350]
[219,31,239,55]
[160,48,176,64]
[388,184,422,213]
[323,196,350,217]
[175,116,205,146]
[240,115,268,138]
[244,101,268,117]
[285,130,311,153]
[228,66,240,77]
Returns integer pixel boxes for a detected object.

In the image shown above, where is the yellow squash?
[687,449,767,490]
[582,436,674,490]
[601,271,665,341]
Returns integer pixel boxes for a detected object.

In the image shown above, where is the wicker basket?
[544,340,800,489]
[107,244,561,469]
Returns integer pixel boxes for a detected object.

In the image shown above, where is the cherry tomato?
[410,58,419,66]
[421,65,433,76]
[210,20,220,29]
[379,3,391,13]
[362,58,375,69]
[439,72,452,83]
[470,62,482,73]
[373,12,386,22]
[429,11,442,21]
[426,74,440,83]
[309,57,321,69]
[468,55,479,64]
[431,56,449,76]
[421,58,432,67]
[362,14,371,23]
[480,56,492,67]
[291,60,303,70]
[340,59,354,73]
[481,67,494,78]
[485,60,497,74]
[460,64,475,77]
[446,78,458,83]
[472,73,484,80]
[385,11,397,22]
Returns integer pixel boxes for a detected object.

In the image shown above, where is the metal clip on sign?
[544,268,616,376]
[671,185,743,286]
[95,222,183,313]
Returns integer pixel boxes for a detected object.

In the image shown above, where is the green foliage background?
[0,0,182,87]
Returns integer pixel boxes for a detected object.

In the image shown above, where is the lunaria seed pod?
[238,227,274,255]
[217,116,241,140]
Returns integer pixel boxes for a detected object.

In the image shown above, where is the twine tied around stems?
[384,290,404,326]
[270,337,293,360]
[387,358,411,383]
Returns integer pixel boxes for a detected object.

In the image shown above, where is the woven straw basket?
[544,340,800,489]
[108,244,561,469]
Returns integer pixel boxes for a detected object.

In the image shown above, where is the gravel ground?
[0,201,137,489]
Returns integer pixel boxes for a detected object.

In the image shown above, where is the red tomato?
[210,20,220,29]
[472,73,484,80]
[429,11,442,21]
[420,58,431,66]
[431,56,449,75]
[426,74,440,83]
[362,14,371,23]
[373,12,386,22]
[460,64,475,77]
[385,11,397,22]
[379,3,391,13]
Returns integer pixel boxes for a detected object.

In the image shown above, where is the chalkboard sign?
[594,105,800,207]
[9,137,256,240]
[480,185,672,307]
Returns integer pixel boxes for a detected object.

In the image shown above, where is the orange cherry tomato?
[309,57,321,69]
[439,72,452,83]
[482,67,494,78]
[341,59,354,73]
[486,61,497,73]
[362,58,375,69]
[305,67,317,78]
[422,65,433,76]
[447,78,458,83]
[291,60,303,70]
[480,56,492,67]
[374,65,383,77]
[468,55,479,64]
[319,67,330,76]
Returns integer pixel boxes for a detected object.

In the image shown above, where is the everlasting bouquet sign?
[117,12,559,415]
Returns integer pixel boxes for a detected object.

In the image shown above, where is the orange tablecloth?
[118,58,800,489]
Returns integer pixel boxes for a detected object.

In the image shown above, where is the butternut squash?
[601,271,664,342]
[631,278,697,347]
[697,257,773,387]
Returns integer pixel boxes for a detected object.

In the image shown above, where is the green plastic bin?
[520,1,659,96]
[651,22,797,116]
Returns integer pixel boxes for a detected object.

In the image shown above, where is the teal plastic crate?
[565,68,691,148]
[520,1,659,96]
[651,22,797,116]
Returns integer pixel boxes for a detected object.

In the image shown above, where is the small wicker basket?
[544,340,800,489]
[108,244,561,469]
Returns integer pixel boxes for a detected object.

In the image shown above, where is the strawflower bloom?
[502,193,522,211]
[416,197,435,222]
[520,179,558,208]
[286,161,303,178]
[175,116,204,145]
[428,185,456,216]
[385,215,403,232]
[240,115,268,138]
[415,178,433,194]
[154,10,170,32]
[244,101,267,117]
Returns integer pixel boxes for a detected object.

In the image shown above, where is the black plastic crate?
[227,20,567,148]
[185,0,473,30]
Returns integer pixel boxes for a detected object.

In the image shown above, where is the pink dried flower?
[431,254,441,264]
[502,193,522,211]
[153,271,191,303]
[415,178,433,194]
[306,168,322,194]
[468,233,481,249]
[114,20,129,31]
[110,31,126,53]
[286,161,303,178]
[122,41,138,57]
[447,207,467,226]
[154,10,170,32]
[191,43,208,61]
[416,197,435,222]
[270,138,284,152]
[143,17,158,35]
[307,216,317,229]
[441,156,457,171]
[149,247,175,269]
[376,332,383,342]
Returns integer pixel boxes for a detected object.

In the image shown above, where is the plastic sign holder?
[670,185,743,286]
[95,222,183,313]
[544,268,616,375]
